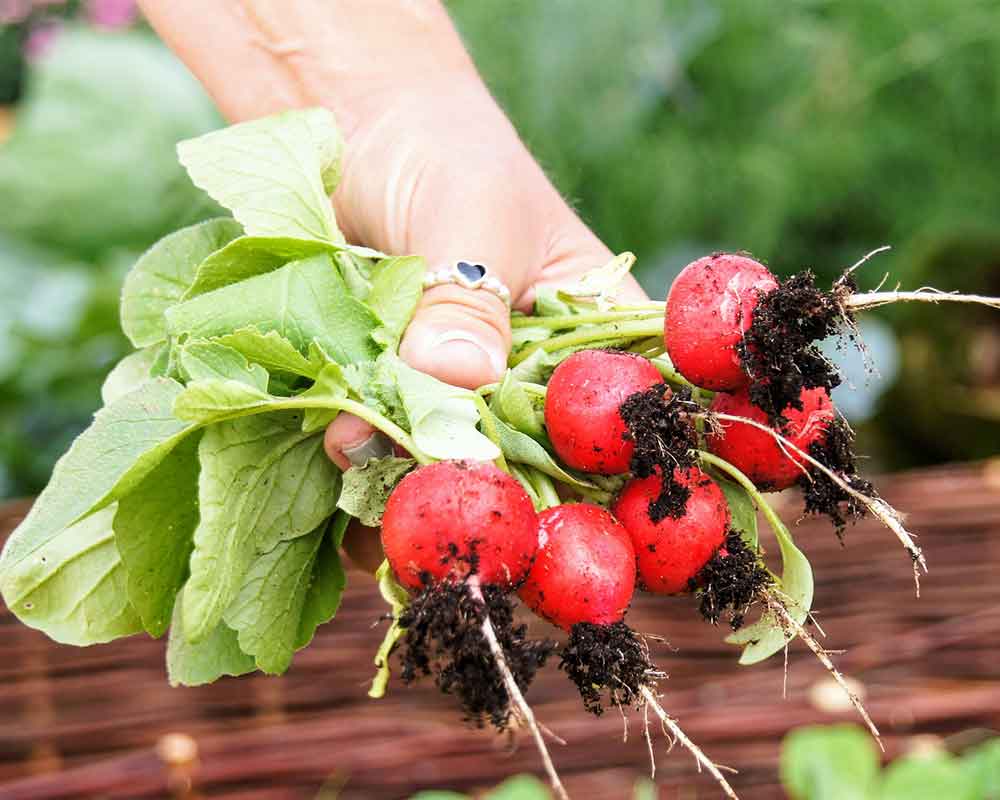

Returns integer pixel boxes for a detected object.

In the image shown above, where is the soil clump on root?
[398,574,556,729]
[620,384,700,521]
[691,531,773,630]
[739,270,853,422]
[801,417,875,536]
[559,621,657,716]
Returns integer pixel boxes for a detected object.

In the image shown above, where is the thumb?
[398,281,511,390]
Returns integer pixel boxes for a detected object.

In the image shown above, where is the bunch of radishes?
[375,251,985,798]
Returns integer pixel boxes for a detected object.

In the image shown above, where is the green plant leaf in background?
[0,505,142,645]
[337,457,417,527]
[0,379,194,582]
[181,413,340,642]
[177,108,344,243]
[963,739,1000,799]
[113,434,202,638]
[781,724,880,800]
[879,754,978,800]
[165,254,380,365]
[0,28,221,258]
[120,218,242,348]
[167,589,255,687]
[223,516,346,675]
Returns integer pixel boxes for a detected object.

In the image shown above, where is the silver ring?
[422,261,512,308]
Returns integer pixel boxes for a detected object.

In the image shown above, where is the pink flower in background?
[24,19,60,59]
[0,0,32,24]
[86,0,136,28]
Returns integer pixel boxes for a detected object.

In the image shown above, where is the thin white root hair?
[643,700,656,779]
[710,412,928,584]
[765,593,883,750]
[837,245,893,284]
[468,581,569,800]
[846,288,1000,311]
[640,685,741,799]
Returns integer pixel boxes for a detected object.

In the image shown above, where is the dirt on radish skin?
[665,252,779,391]
[380,460,538,590]
[615,467,730,595]
[739,270,851,422]
[691,531,773,630]
[619,383,701,520]
[544,349,662,475]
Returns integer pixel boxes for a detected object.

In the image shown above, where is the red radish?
[708,386,834,491]
[615,467,730,594]
[665,253,778,391]
[545,349,663,474]
[519,504,636,630]
[381,460,539,591]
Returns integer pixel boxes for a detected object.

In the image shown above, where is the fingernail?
[427,330,507,377]
[343,433,393,467]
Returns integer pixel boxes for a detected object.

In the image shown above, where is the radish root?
[468,580,569,800]
[640,685,741,799]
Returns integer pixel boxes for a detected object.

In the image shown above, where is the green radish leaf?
[0,379,194,582]
[388,355,501,461]
[480,406,593,490]
[298,363,349,433]
[880,755,978,800]
[223,519,344,674]
[165,253,380,366]
[717,477,758,548]
[338,457,417,527]
[181,413,340,642]
[183,235,386,299]
[534,286,574,317]
[178,340,269,389]
[120,218,242,348]
[101,345,163,405]
[0,505,142,645]
[367,256,427,344]
[780,724,879,800]
[492,371,544,439]
[167,589,256,687]
[296,511,350,650]
[370,559,410,699]
[509,348,560,384]
[725,515,813,665]
[213,327,322,379]
[114,434,201,638]
[173,379,274,425]
[177,108,344,242]
[336,250,377,299]
[512,325,554,349]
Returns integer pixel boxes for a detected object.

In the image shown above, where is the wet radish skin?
[614,467,730,594]
[708,386,834,491]
[381,460,539,590]
[518,504,636,630]
[665,253,778,391]
[544,350,663,475]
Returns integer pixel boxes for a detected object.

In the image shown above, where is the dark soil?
[691,531,773,630]
[559,621,655,716]
[801,417,875,536]
[739,271,854,422]
[397,575,556,730]
[619,384,700,522]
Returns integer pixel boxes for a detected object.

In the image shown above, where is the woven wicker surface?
[2,462,999,799]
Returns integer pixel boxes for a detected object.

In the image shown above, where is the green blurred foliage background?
[1,1,998,499]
